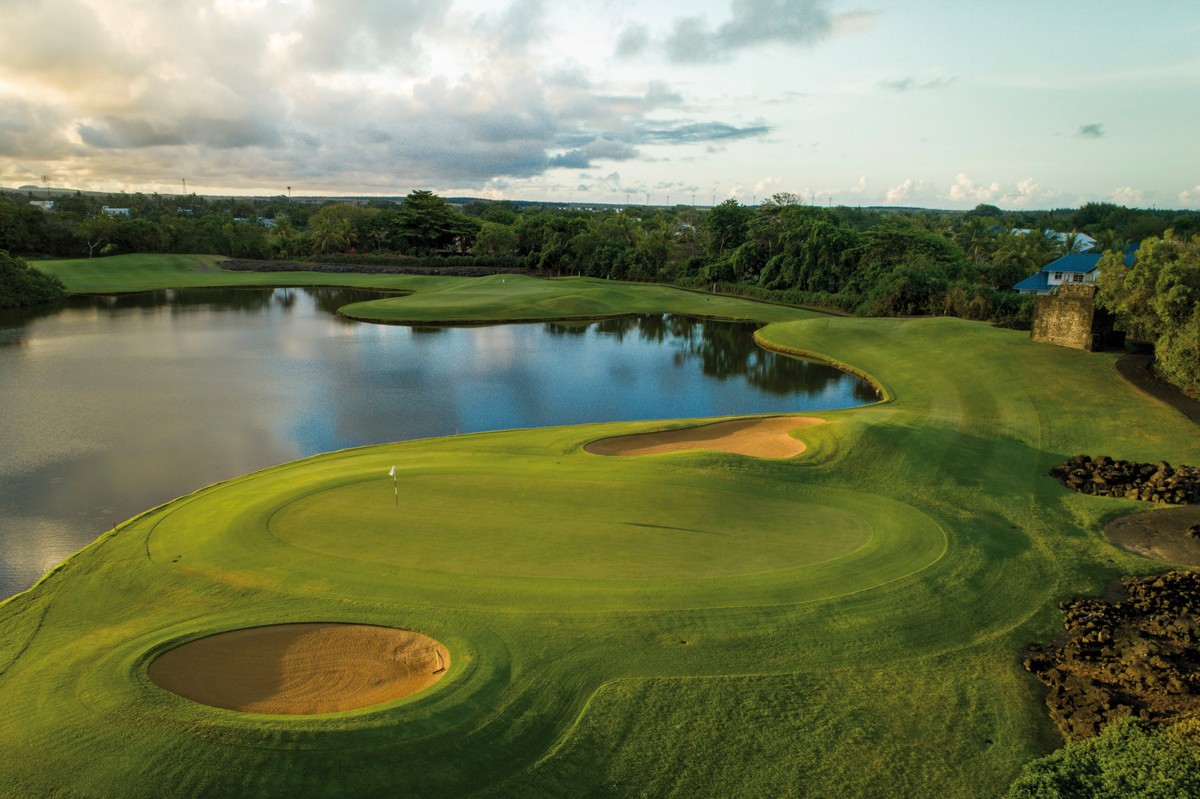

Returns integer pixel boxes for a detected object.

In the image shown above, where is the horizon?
[8,183,1194,216]
[2,1,1197,211]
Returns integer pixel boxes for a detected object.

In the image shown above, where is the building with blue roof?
[1013,249,1136,295]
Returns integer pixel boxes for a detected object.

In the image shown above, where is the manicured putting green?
[269,473,871,579]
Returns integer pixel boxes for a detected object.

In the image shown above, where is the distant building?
[1009,228,1097,253]
[1014,253,1103,295]
[29,200,54,211]
[101,206,131,217]
[1013,249,1137,296]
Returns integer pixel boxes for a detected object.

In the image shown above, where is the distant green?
[1,254,1196,797]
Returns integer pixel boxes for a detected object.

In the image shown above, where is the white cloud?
[1002,178,1046,208]
[1111,186,1144,205]
[849,175,866,193]
[754,176,784,194]
[1180,185,1200,205]
[948,173,1000,202]
[885,178,915,204]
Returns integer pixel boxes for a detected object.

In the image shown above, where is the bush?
[0,250,67,309]
[1006,718,1200,799]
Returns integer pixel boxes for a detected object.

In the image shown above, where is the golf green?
[270,474,873,579]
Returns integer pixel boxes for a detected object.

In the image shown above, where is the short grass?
[37,253,421,294]
[1,257,1197,797]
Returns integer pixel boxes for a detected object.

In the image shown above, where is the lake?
[0,287,875,598]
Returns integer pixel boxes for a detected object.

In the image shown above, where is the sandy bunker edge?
[148,622,450,715]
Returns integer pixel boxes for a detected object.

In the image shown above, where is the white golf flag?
[389,465,396,477]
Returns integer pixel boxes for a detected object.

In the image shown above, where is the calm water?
[0,287,875,598]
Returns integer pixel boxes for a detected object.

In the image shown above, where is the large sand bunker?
[585,416,823,459]
[148,623,449,714]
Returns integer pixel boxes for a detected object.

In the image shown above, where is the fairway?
[2,260,1200,798]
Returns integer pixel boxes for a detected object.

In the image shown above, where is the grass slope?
[1,263,1197,798]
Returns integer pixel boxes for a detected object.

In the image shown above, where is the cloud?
[1111,186,1144,205]
[633,120,770,144]
[849,175,866,193]
[878,76,957,92]
[885,178,916,204]
[0,0,777,193]
[1006,177,1048,207]
[615,24,650,57]
[297,0,447,72]
[948,173,1000,202]
[1078,123,1105,139]
[660,0,873,63]
[472,0,548,53]
[755,176,784,194]
[1180,185,1200,205]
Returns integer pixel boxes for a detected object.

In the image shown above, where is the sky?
[1,0,1198,209]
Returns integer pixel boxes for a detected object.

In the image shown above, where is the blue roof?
[1041,253,1102,274]
[1013,272,1051,292]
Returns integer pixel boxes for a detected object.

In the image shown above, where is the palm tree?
[306,217,351,255]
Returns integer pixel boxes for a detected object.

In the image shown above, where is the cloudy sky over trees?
[1,0,1197,207]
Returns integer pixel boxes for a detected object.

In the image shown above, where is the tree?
[701,199,753,257]
[0,250,67,308]
[1098,232,1200,396]
[395,190,479,254]
[992,230,1055,285]
[74,216,115,258]
[473,222,518,257]
[306,214,353,255]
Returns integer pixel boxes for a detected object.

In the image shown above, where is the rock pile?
[1024,571,1200,740]
[1050,455,1200,505]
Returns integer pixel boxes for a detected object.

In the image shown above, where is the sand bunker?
[585,416,823,459]
[148,623,449,715]
[1103,505,1200,566]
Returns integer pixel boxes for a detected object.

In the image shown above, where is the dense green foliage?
[1006,718,1200,798]
[0,250,66,308]
[1098,232,1200,396]
[6,189,1197,326]
[2,268,1199,796]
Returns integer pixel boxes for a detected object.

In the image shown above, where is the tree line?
[2,187,1197,329]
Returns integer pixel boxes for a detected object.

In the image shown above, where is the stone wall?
[1032,284,1099,350]
[1031,284,1123,351]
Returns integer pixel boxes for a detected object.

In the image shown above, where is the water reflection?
[0,288,873,599]
[555,314,879,400]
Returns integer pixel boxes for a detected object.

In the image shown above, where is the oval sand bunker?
[148,623,449,715]
[586,416,823,459]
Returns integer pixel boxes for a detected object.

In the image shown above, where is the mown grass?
[36,253,420,294]
[0,256,1196,797]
